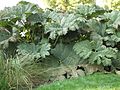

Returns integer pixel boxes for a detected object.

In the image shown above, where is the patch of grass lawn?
[36,72,120,90]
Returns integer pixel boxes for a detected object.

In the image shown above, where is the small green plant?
[0,50,9,90]
[0,50,32,89]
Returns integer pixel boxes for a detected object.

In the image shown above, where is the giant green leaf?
[0,1,42,20]
[75,5,105,18]
[87,19,106,36]
[17,42,51,59]
[73,40,93,60]
[102,11,120,29]
[73,40,117,66]
[51,43,81,65]
[45,12,79,39]
[89,47,117,66]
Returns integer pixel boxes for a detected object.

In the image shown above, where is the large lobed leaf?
[45,11,79,39]
[73,40,92,60]
[0,1,44,28]
[0,1,42,20]
[51,43,82,65]
[73,40,117,66]
[17,42,51,59]
[75,5,98,16]
[74,4,105,18]
[101,11,120,29]
[87,19,107,36]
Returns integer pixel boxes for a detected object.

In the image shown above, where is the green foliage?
[17,42,51,59]
[6,56,32,89]
[0,1,42,20]
[75,5,103,16]
[0,27,11,42]
[0,50,32,89]
[0,1,44,43]
[1,1,120,88]
[51,43,81,65]
[87,19,107,36]
[73,40,117,66]
[73,40,93,60]
[101,11,120,29]
[0,50,9,90]
[0,1,120,66]
[45,12,79,39]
